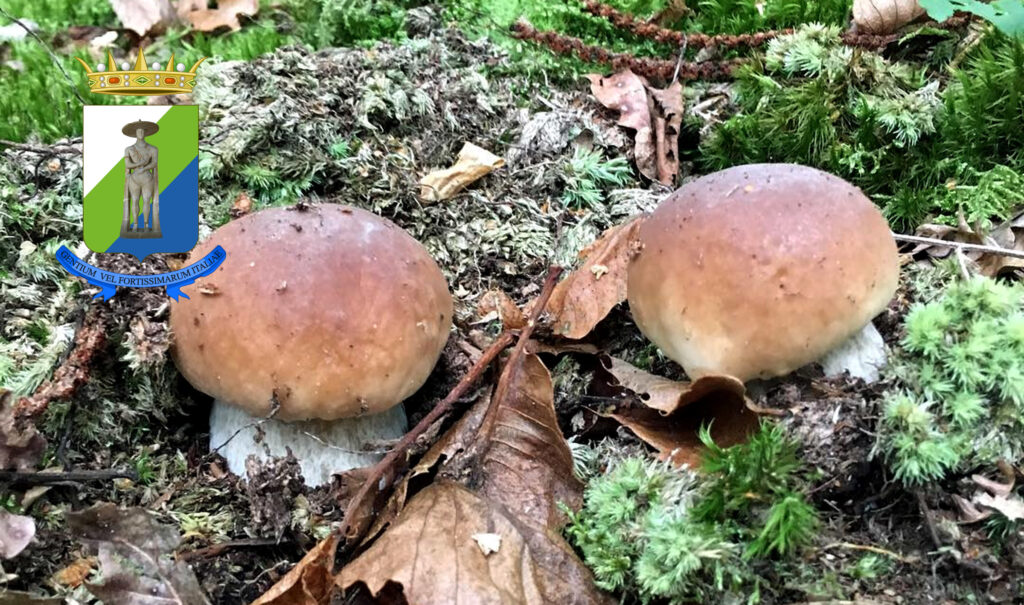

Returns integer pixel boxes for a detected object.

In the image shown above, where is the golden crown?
[75,47,206,96]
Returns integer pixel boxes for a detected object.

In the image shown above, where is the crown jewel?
[75,48,205,96]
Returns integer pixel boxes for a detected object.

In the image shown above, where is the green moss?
[1,0,116,30]
[565,422,819,603]
[877,278,1024,485]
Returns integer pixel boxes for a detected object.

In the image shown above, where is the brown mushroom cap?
[170,204,453,421]
[627,163,899,382]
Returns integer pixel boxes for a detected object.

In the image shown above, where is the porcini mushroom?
[627,163,898,382]
[170,204,453,486]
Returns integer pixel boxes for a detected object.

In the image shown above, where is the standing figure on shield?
[121,120,161,238]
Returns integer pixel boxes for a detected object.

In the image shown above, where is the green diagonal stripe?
[84,106,199,252]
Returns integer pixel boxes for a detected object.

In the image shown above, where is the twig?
[179,538,281,562]
[0,139,81,155]
[893,233,1024,261]
[822,541,920,564]
[337,330,515,541]
[0,468,137,486]
[0,6,86,105]
[915,491,943,549]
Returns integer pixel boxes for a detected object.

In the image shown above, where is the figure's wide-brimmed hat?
[122,120,159,137]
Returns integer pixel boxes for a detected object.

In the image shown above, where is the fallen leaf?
[109,0,179,36]
[337,354,611,604]
[539,216,645,339]
[852,0,926,34]
[974,492,1024,521]
[52,557,98,588]
[67,503,211,605]
[418,142,505,203]
[251,532,339,605]
[0,390,46,471]
[185,0,258,32]
[594,357,758,467]
[586,71,682,185]
[0,593,62,604]
[175,0,207,20]
[476,290,526,330]
[972,472,1014,498]
[0,510,35,559]
[599,355,746,415]
[230,191,254,218]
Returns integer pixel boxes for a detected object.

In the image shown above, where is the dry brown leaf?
[586,71,682,185]
[0,510,35,559]
[52,557,97,588]
[0,391,46,471]
[852,0,925,34]
[594,357,757,467]
[974,492,1024,521]
[185,0,259,32]
[600,355,745,416]
[231,191,253,219]
[540,216,645,339]
[109,0,179,36]
[67,503,210,605]
[477,290,526,330]
[251,532,339,605]
[0,593,62,604]
[418,142,505,203]
[175,0,207,20]
[337,354,611,604]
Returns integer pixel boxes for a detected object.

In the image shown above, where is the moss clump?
[877,278,1024,485]
[565,422,819,603]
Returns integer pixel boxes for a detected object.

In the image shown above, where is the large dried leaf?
[0,510,35,559]
[418,142,505,203]
[185,0,258,32]
[0,390,45,471]
[852,0,926,34]
[541,217,645,339]
[914,210,1024,277]
[251,533,339,605]
[67,503,210,605]
[586,71,682,185]
[109,0,178,36]
[337,354,611,604]
[595,357,757,468]
[600,355,745,415]
[974,492,1024,521]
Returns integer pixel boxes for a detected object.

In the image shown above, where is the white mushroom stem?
[209,400,408,487]
[819,322,888,383]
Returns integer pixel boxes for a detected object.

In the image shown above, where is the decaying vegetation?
[2,0,1024,603]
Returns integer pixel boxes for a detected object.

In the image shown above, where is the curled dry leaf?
[586,70,683,185]
[185,0,258,32]
[67,503,210,605]
[477,290,526,330]
[251,532,339,605]
[337,354,611,604]
[418,142,505,203]
[0,391,46,471]
[974,492,1024,521]
[852,0,926,34]
[0,509,35,559]
[596,356,758,467]
[539,216,645,339]
[109,0,179,36]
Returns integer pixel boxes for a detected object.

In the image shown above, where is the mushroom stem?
[209,400,408,487]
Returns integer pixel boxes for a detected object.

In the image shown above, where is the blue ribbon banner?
[55,245,226,301]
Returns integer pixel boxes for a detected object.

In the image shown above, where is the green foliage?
[281,0,422,48]
[1,0,116,29]
[561,147,632,208]
[690,0,850,34]
[920,0,1024,39]
[877,278,1024,485]
[565,422,819,603]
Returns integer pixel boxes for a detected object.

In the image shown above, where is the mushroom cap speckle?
[627,164,899,382]
[170,204,453,421]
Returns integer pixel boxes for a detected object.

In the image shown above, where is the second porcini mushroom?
[169,204,453,486]
[627,163,899,382]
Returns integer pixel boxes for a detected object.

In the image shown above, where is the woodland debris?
[250,532,339,605]
[0,510,35,559]
[184,0,258,32]
[418,142,505,203]
[599,355,746,416]
[586,71,682,185]
[539,217,644,339]
[67,503,210,605]
[108,0,178,37]
[852,0,926,34]
[910,210,1024,277]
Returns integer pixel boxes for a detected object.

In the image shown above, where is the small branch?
[0,139,81,155]
[822,541,920,564]
[892,233,1024,261]
[179,538,281,562]
[0,468,137,486]
[0,6,86,105]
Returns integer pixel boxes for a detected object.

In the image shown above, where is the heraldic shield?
[83,105,199,260]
